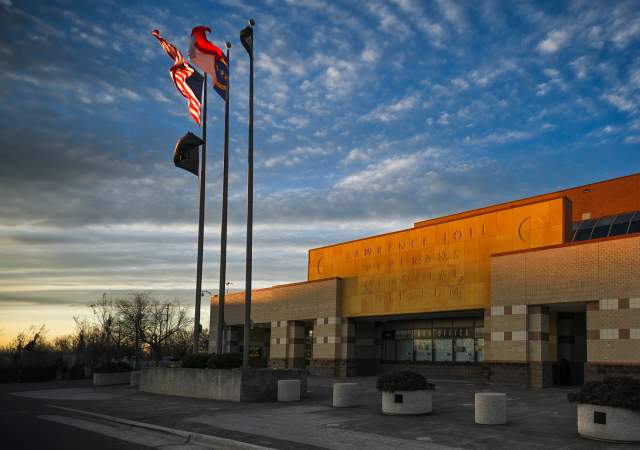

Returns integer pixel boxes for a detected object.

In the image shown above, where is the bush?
[376,370,435,392]
[182,352,211,369]
[93,361,131,373]
[0,367,18,383]
[207,352,242,369]
[68,364,86,379]
[20,365,57,382]
[568,376,640,411]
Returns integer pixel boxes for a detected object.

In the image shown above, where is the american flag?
[152,30,204,125]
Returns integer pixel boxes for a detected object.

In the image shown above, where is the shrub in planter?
[376,370,435,392]
[207,352,242,369]
[568,376,640,442]
[568,376,640,411]
[93,361,132,373]
[182,352,211,369]
[376,371,435,415]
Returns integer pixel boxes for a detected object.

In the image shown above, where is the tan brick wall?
[491,235,640,307]
[491,235,640,365]
[210,278,340,326]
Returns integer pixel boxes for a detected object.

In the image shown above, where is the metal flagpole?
[241,19,254,368]
[193,73,207,354]
[216,43,231,355]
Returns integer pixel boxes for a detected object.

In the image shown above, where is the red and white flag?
[151,29,204,125]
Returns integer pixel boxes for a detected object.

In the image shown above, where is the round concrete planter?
[277,379,301,402]
[333,383,359,408]
[93,371,131,386]
[475,392,507,425]
[381,390,432,415]
[577,404,640,443]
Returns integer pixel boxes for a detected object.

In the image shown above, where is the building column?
[585,299,640,382]
[310,316,355,376]
[268,320,288,369]
[287,321,306,369]
[485,304,529,385]
[527,305,552,387]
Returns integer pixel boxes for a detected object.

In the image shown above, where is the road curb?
[47,404,273,450]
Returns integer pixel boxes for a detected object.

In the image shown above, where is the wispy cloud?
[537,29,570,53]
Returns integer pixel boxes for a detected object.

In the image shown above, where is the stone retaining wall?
[140,367,306,402]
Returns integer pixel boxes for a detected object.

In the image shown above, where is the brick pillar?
[527,305,552,387]
[310,316,349,376]
[287,321,307,369]
[268,320,288,369]
[338,319,356,376]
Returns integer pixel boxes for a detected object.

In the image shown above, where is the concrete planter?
[381,390,432,415]
[93,371,131,386]
[475,392,507,425]
[130,371,141,387]
[577,403,640,443]
[140,367,307,402]
[333,382,359,407]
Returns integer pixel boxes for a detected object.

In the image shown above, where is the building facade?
[209,173,640,387]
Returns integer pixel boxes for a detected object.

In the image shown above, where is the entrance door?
[553,308,586,386]
[304,322,313,368]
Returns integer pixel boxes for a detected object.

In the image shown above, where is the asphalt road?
[0,380,149,450]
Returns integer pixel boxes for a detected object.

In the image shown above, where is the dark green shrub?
[93,361,131,373]
[182,352,211,369]
[207,352,242,369]
[376,370,435,392]
[568,376,640,411]
[68,364,86,379]
[0,367,18,382]
[20,365,57,382]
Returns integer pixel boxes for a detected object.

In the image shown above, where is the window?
[574,219,597,241]
[434,338,453,362]
[395,329,413,361]
[396,339,413,361]
[629,211,640,234]
[590,216,615,239]
[610,213,634,236]
[414,339,433,361]
[455,338,475,362]
[475,338,485,362]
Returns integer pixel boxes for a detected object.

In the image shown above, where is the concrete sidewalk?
[6,376,637,449]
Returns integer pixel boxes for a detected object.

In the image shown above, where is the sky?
[0,0,639,345]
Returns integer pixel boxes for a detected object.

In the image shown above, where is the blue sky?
[0,0,639,342]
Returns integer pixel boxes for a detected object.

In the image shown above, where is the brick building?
[209,173,640,387]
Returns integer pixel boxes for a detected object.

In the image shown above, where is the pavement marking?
[46,404,273,450]
[12,388,124,401]
[38,414,195,448]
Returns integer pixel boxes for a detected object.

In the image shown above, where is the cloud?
[464,130,532,146]
[341,148,369,165]
[537,29,570,53]
[602,93,636,113]
[360,92,421,123]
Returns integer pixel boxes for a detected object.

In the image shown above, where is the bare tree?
[144,301,191,363]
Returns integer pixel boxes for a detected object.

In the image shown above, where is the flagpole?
[242,19,255,369]
[193,73,207,354]
[216,43,231,355]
